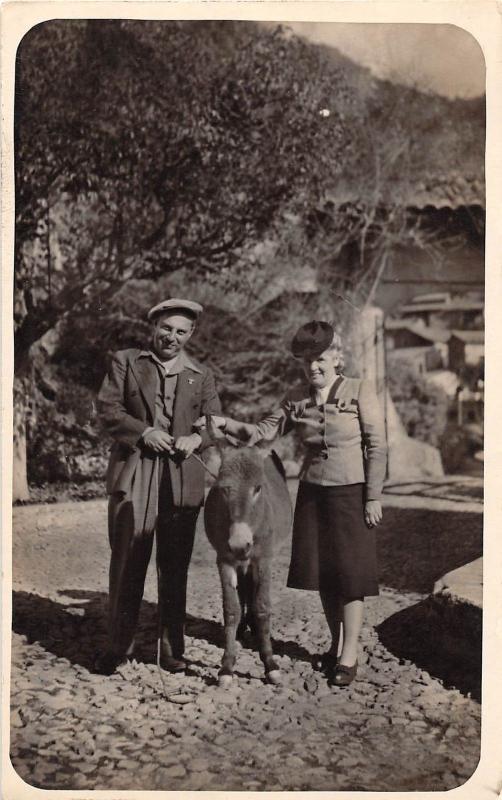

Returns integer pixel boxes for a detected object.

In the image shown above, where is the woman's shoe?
[333,660,358,687]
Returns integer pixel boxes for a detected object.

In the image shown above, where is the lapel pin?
[188,378,194,385]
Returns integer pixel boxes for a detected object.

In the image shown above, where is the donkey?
[204,428,293,687]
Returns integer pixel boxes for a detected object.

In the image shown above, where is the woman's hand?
[193,415,226,431]
[364,500,383,528]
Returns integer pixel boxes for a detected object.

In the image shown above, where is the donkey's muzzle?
[228,522,253,559]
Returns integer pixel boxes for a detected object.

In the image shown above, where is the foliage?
[16,20,483,366]
[15,20,351,369]
[458,361,484,391]
[387,358,448,447]
[26,374,108,485]
[439,423,483,474]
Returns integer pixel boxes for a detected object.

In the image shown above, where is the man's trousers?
[107,463,199,659]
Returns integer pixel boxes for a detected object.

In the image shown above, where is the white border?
[2,2,501,799]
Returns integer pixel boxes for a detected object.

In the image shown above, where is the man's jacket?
[97,348,221,509]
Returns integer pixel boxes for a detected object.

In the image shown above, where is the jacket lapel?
[130,355,158,421]
[172,368,201,437]
[327,375,345,404]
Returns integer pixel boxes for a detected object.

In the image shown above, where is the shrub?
[387,359,449,447]
[27,377,108,485]
[439,425,471,474]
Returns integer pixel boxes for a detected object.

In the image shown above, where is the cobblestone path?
[10,496,481,792]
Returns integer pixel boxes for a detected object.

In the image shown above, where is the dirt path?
[10,494,481,792]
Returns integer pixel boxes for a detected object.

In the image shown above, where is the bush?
[55,310,150,391]
[439,419,483,474]
[27,376,108,486]
[439,425,471,474]
[388,359,448,447]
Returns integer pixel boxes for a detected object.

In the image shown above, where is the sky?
[282,23,485,99]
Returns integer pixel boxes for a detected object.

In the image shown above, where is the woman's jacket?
[224,375,387,501]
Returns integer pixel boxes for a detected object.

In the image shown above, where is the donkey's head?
[204,416,271,561]
[215,446,268,560]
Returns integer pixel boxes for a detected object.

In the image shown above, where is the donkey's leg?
[218,560,241,688]
[251,560,281,684]
[237,567,253,640]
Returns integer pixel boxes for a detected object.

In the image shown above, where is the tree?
[15,20,353,357]
[13,20,354,497]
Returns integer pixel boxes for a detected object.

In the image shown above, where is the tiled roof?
[385,320,451,343]
[400,299,484,314]
[449,330,485,344]
[396,175,484,209]
[326,173,484,210]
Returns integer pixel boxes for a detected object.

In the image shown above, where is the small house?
[398,292,484,331]
[448,330,485,373]
[385,320,450,372]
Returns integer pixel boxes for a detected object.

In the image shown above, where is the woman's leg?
[339,596,364,666]
[319,590,343,657]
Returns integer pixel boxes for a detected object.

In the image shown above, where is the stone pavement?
[433,557,482,608]
[9,493,482,792]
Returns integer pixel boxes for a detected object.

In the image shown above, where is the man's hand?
[193,415,226,431]
[142,429,174,454]
[364,500,383,528]
[174,433,202,459]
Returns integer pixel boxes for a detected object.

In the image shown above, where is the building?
[456,385,484,426]
[384,320,450,374]
[398,292,484,331]
[448,330,485,373]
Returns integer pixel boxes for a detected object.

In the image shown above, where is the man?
[95,298,221,675]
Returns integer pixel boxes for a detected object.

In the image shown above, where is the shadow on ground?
[11,589,314,673]
[376,507,483,594]
[377,596,481,702]
[384,481,483,501]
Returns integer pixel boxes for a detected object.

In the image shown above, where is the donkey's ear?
[255,445,288,480]
[254,439,276,459]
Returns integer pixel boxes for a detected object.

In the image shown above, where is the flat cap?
[291,320,334,359]
[147,298,203,321]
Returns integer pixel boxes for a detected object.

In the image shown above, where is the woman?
[205,320,387,686]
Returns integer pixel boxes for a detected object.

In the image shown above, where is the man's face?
[152,312,194,360]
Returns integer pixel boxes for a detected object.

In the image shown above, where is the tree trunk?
[13,376,30,501]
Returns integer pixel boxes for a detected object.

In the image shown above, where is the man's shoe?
[333,660,358,687]
[313,652,339,675]
[159,654,187,673]
[94,651,125,676]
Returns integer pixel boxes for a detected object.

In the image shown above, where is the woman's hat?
[291,321,334,359]
[147,298,203,321]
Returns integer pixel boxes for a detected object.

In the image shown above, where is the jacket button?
[321,450,329,459]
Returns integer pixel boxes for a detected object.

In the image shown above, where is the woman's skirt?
[287,481,379,598]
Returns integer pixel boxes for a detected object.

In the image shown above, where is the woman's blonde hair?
[326,331,345,374]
